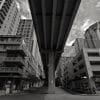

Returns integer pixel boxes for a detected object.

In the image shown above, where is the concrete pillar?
[43,66,48,87]
[48,52,55,93]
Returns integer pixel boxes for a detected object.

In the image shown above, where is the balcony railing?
[89,57,100,61]
[6,46,22,50]
[0,67,23,74]
[0,40,21,45]
[92,66,100,71]
[6,45,28,56]
[4,57,25,65]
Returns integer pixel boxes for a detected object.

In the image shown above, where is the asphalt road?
[0,87,100,100]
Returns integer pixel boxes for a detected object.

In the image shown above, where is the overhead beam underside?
[29,0,81,66]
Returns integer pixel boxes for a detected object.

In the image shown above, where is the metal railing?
[0,40,21,44]
[0,67,23,74]
[5,57,25,64]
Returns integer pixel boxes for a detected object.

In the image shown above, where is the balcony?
[0,67,23,74]
[0,40,21,45]
[0,47,6,51]
[89,57,100,61]
[6,45,27,56]
[92,66,100,71]
[4,57,25,66]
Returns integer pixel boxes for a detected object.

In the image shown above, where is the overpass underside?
[28,0,81,93]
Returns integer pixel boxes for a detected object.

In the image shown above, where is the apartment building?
[63,22,100,94]
[0,0,43,91]
[0,35,30,91]
[17,19,44,79]
[0,0,20,35]
[17,19,34,53]
[56,46,76,86]
[73,38,85,54]
[32,31,44,79]
[85,22,100,48]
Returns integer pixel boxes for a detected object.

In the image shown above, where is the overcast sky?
[16,0,100,46]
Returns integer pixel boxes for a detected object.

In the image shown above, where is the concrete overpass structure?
[28,0,81,93]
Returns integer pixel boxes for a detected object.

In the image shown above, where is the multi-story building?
[17,19,44,80]
[56,46,76,86]
[83,48,100,93]
[84,22,100,48]
[0,0,43,91]
[65,48,100,94]
[0,0,20,35]
[0,35,30,91]
[73,38,85,54]
[32,31,44,79]
[17,19,34,53]
[62,22,100,94]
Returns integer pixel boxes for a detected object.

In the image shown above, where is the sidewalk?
[0,90,6,96]
[0,90,22,96]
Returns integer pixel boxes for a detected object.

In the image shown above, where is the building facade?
[62,22,100,94]
[0,35,30,91]
[17,19,44,80]
[85,22,100,48]
[17,19,34,53]
[32,30,44,79]
[56,46,76,86]
[73,38,85,54]
[0,0,20,35]
[0,0,44,91]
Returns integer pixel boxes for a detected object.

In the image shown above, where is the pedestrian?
[5,84,10,95]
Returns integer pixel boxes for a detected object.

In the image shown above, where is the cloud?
[96,1,100,7]
[81,19,94,31]
[16,0,32,19]
[21,1,31,13]
[66,39,75,46]
[81,19,91,31]
[15,1,20,10]
[21,15,27,19]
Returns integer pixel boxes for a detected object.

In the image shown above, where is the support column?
[48,52,55,93]
[43,66,48,87]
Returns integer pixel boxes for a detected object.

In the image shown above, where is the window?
[0,11,5,20]
[0,52,6,56]
[0,18,3,26]
[90,61,100,65]
[0,38,4,41]
[73,61,77,66]
[93,71,100,76]
[88,52,99,56]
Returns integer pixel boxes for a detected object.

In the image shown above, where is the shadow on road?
[25,87,49,94]
[61,87,82,95]
[65,89,81,95]
[0,87,48,100]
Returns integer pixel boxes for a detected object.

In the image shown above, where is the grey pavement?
[0,87,100,100]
